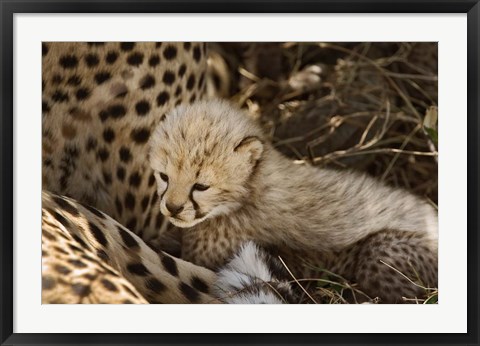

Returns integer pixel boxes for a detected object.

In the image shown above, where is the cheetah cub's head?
[149,99,264,228]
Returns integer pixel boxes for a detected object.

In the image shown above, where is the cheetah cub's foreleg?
[148,99,438,303]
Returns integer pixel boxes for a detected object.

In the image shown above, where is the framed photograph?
[1,1,478,345]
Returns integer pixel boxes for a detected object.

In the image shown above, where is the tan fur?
[149,99,438,303]
[42,42,207,242]
[42,191,218,304]
[41,43,292,305]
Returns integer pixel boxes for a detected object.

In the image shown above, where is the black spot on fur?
[141,196,149,210]
[85,53,99,67]
[43,158,52,167]
[148,173,155,186]
[130,128,150,143]
[51,74,63,84]
[52,196,80,216]
[125,192,136,211]
[127,262,151,276]
[88,221,108,247]
[126,217,137,231]
[67,75,81,86]
[156,91,170,106]
[186,74,196,90]
[135,100,151,116]
[83,273,97,280]
[53,246,69,255]
[99,110,109,122]
[72,283,91,297]
[145,278,166,293]
[129,172,142,187]
[119,147,132,162]
[51,210,71,229]
[178,64,186,77]
[103,171,112,185]
[162,70,175,85]
[59,54,78,69]
[120,42,135,51]
[103,128,115,143]
[75,87,91,101]
[151,192,159,206]
[175,86,182,97]
[52,90,69,103]
[42,276,55,290]
[97,148,110,162]
[118,226,139,248]
[68,259,87,268]
[42,228,56,240]
[139,74,155,90]
[101,278,118,292]
[116,166,126,182]
[54,264,71,275]
[106,51,119,64]
[163,45,177,60]
[161,255,179,276]
[53,245,69,255]
[191,276,209,293]
[72,234,88,248]
[180,283,200,302]
[42,101,50,113]
[85,137,98,152]
[95,71,112,85]
[108,104,126,119]
[183,42,191,51]
[193,46,202,62]
[97,249,109,261]
[149,54,160,67]
[127,52,144,66]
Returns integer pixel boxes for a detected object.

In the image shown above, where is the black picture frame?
[1,1,479,345]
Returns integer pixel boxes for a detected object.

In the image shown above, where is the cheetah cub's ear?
[234,136,263,165]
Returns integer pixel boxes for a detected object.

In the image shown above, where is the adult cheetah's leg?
[43,191,219,304]
[42,208,147,304]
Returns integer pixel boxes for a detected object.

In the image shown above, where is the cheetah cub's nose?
[165,203,184,216]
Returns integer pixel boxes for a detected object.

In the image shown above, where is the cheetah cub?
[149,99,438,303]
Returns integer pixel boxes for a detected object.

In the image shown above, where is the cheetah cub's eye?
[159,172,169,182]
[193,183,210,191]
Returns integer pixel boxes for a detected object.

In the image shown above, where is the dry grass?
[209,42,438,303]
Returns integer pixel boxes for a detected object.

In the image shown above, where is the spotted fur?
[148,99,438,303]
[42,190,219,303]
[41,42,295,305]
[42,42,207,243]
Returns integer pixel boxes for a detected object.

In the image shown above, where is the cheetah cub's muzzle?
[148,99,264,228]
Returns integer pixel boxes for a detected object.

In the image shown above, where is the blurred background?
[207,42,438,205]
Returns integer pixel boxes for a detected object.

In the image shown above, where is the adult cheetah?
[42,42,206,243]
[41,42,293,304]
